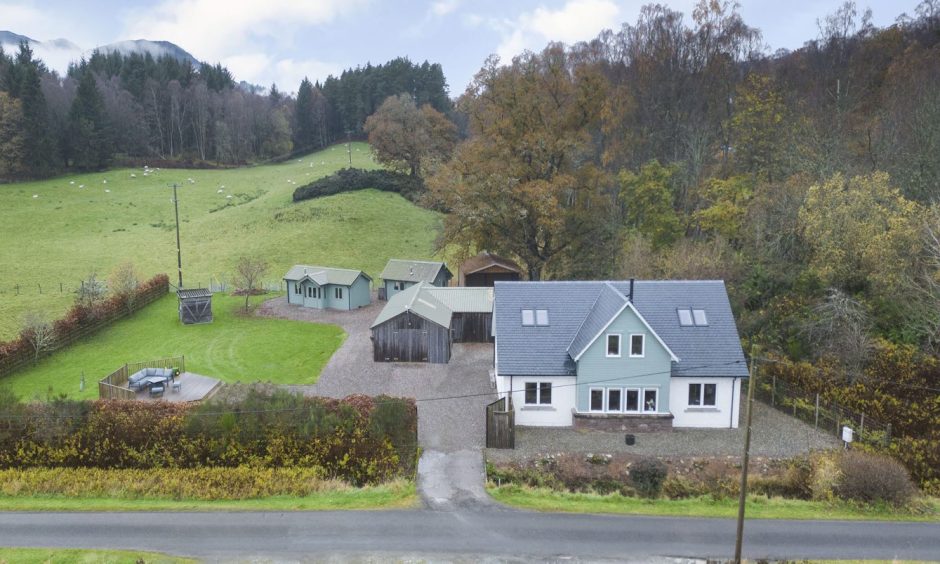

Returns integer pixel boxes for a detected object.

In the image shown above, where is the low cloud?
[492,0,621,62]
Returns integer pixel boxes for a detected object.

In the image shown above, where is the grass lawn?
[1,293,344,400]
[0,142,442,340]
[0,482,417,512]
[488,485,940,522]
[0,548,194,563]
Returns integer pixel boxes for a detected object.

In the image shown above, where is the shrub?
[292,168,425,204]
[662,476,706,499]
[810,453,841,501]
[833,451,917,505]
[700,461,739,500]
[630,458,668,498]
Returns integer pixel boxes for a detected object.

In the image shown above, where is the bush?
[292,168,425,204]
[662,476,706,499]
[630,458,668,498]
[834,451,917,505]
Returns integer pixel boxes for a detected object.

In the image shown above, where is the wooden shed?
[371,283,452,363]
[178,288,213,324]
[424,286,494,343]
[458,252,522,287]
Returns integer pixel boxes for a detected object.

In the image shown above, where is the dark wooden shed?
[459,252,522,287]
[372,310,451,363]
[178,288,213,325]
[451,312,493,343]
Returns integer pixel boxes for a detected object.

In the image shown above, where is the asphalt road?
[1,510,938,561]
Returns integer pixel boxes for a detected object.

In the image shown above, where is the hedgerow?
[0,389,417,486]
[291,168,425,204]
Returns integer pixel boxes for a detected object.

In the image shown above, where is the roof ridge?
[565,285,607,353]
[294,264,362,273]
[387,259,445,265]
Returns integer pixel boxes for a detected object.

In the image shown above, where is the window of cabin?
[630,334,645,357]
[335,287,343,299]
[625,388,640,412]
[606,334,621,357]
[590,388,604,412]
[607,388,622,412]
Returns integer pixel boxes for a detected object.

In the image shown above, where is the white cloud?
[430,0,460,17]
[0,2,44,31]
[121,0,365,87]
[493,0,621,62]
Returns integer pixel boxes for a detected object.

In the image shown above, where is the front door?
[303,284,322,308]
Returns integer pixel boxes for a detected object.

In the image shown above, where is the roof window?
[678,308,708,326]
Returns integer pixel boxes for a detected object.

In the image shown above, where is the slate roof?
[380,259,451,283]
[371,282,453,328]
[283,265,370,286]
[459,252,522,276]
[493,280,748,379]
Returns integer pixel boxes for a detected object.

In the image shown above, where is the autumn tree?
[233,256,268,311]
[731,73,794,182]
[429,47,616,280]
[21,312,55,363]
[619,160,682,248]
[76,272,107,310]
[692,175,754,242]
[364,93,456,177]
[109,261,140,314]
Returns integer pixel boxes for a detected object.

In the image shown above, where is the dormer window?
[678,308,708,326]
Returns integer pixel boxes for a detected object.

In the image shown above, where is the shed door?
[394,329,429,362]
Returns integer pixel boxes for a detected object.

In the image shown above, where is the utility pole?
[170,183,183,288]
[734,344,759,564]
[346,130,352,168]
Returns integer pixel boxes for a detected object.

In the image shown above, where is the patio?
[136,372,221,403]
[99,357,222,403]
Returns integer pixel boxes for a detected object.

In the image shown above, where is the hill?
[0,142,442,340]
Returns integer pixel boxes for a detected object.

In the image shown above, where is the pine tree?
[8,43,55,175]
[292,77,316,151]
[68,62,112,171]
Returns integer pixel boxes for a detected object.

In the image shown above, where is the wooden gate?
[486,396,515,449]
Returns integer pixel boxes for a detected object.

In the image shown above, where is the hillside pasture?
[0,142,442,340]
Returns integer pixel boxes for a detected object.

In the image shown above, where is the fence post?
[771,375,776,406]
[38,283,42,294]
[835,404,840,435]
[860,412,865,437]
[814,394,820,430]
[884,423,892,448]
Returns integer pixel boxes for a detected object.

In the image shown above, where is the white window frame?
[629,333,645,358]
[335,287,343,299]
[589,387,605,412]
[605,334,621,357]
[606,388,622,412]
[688,382,717,407]
[523,381,552,405]
[624,387,641,413]
[642,388,659,413]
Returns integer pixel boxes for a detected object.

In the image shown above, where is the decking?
[136,372,221,403]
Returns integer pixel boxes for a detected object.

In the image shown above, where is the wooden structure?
[283,265,372,310]
[178,288,212,324]
[380,259,452,301]
[451,311,493,343]
[372,310,451,363]
[459,252,522,287]
[99,356,185,400]
[486,396,515,449]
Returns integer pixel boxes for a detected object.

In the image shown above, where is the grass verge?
[0,548,194,563]
[2,293,344,400]
[488,484,940,521]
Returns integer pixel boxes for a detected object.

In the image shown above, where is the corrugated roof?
[283,265,371,286]
[178,288,212,299]
[371,282,453,328]
[423,287,494,313]
[460,252,522,276]
[380,259,450,283]
[494,280,748,379]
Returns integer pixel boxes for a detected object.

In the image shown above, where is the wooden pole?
[734,344,759,564]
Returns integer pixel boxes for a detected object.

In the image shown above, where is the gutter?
[729,377,738,428]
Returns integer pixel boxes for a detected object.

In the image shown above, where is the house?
[379,259,452,300]
[458,252,523,287]
[371,282,494,363]
[283,265,372,310]
[492,280,748,430]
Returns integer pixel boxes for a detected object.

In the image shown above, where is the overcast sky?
[2,0,924,96]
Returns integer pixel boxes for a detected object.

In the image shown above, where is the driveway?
[257,297,497,510]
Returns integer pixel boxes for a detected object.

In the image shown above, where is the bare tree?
[803,288,872,378]
[75,271,107,309]
[108,261,139,314]
[21,312,56,363]
[233,256,269,311]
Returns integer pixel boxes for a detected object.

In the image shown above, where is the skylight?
[535,309,549,326]
[678,309,693,326]
[522,309,549,326]
[521,309,535,326]
[678,308,707,327]
[692,309,708,326]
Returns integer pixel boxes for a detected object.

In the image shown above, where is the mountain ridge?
[0,30,200,69]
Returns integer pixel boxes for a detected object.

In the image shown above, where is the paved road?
[1,510,938,561]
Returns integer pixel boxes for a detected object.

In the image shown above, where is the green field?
[0,142,442,340]
[0,548,195,563]
[2,293,344,400]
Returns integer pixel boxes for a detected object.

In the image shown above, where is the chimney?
[628,278,634,302]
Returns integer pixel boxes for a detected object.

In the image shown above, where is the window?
[630,334,645,357]
[689,383,718,406]
[393,281,405,291]
[625,388,640,412]
[606,334,621,357]
[643,389,658,413]
[521,309,535,326]
[525,382,552,405]
[335,287,343,299]
[607,388,622,412]
[679,308,708,326]
[535,309,549,326]
[294,284,301,295]
[590,388,604,412]
[306,287,312,298]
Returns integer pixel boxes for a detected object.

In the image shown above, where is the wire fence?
[753,375,893,449]
[1,277,285,297]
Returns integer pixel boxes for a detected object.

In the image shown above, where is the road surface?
[1,510,938,561]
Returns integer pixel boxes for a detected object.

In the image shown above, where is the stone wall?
[572,412,674,432]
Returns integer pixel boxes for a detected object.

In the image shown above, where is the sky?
[1,0,926,96]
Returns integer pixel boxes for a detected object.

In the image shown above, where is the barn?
[458,252,522,287]
[371,283,452,363]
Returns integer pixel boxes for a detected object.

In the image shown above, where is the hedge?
[292,168,425,204]
[0,274,169,378]
[0,389,417,486]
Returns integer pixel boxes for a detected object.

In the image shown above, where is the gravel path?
[487,401,840,465]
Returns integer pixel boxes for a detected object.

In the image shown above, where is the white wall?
[498,375,576,427]
[669,377,741,428]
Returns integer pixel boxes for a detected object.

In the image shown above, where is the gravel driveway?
[257,296,497,510]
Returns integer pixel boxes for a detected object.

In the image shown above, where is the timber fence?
[752,375,893,449]
[98,356,185,400]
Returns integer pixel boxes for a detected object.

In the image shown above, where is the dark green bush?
[292,168,425,204]
[834,451,917,506]
[630,458,668,498]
